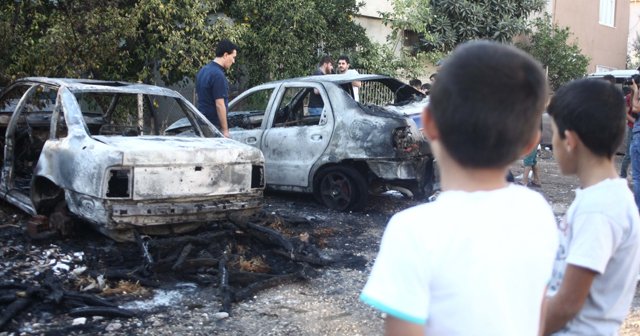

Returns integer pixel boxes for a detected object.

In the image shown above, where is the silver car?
[226,74,434,211]
[0,78,265,241]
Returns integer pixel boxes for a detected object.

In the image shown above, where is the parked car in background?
[0,78,265,242]
[224,74,434,211]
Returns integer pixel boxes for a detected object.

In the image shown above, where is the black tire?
[314,166,368,211]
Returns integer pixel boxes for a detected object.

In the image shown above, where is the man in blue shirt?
[196,39,238,137]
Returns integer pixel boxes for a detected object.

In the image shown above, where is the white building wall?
[355,0,395,45]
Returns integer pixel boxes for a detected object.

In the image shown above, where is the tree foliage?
[516,14,589,91]
[383,0,545,54]
[0,0,241,86]
[223,0,371,87]
[1,0,376,88]
[629,34,640,70]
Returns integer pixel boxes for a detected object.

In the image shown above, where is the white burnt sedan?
[226,74,434,211]
[0,78,264,241]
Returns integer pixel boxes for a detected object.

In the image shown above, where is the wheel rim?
[319,172,353,210]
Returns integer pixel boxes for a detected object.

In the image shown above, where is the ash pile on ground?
[0,193,407,335]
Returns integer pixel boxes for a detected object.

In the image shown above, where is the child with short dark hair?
[543,78,640,335]
[360,40,558,336]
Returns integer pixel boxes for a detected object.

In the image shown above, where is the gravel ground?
[2,149,640,335]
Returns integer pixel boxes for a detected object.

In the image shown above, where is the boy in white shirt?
[360,40,559,336]
[543,79,640,335]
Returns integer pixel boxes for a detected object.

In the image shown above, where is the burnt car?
[0,78,265,242]
[226,74,434,211]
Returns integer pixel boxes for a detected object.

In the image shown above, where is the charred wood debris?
[0,209,364,333]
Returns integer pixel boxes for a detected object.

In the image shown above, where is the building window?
[599,0,616,27]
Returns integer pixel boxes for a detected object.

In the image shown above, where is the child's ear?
[520,129,541,157]
[563,130,579,153]
[422,106,440,141]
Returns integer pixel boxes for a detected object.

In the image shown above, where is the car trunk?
[93,136,261,199]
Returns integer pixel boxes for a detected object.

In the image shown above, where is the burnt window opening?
[107,169,130,198]
[251,165,264,189]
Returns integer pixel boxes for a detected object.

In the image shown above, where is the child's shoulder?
[393,185,549,225]
[575,179,632,206]
[571,178,637,220]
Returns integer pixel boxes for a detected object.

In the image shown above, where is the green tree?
[0,0,242,86]
[223,0,371,87]
[517,14,589,90]
[383,0,545,54]
[628,33,640,70]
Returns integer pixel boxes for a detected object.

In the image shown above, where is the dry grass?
[102,280,149,297]
[235,256,270,273]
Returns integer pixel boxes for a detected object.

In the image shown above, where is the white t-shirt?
[548,178,640,336]
[346,69,359,101]
[361,184,558,336]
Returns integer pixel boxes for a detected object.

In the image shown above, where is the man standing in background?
[309,55,333,116]
[196,39,238,138]
[336,55,361,101]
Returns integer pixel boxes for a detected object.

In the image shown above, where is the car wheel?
[314,166,368,211]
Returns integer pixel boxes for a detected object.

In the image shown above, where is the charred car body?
[226,74,433,211]
[0,78,264,241]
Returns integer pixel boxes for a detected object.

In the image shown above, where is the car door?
[0,82,57,212]
[228,85,278,149]
[0,83,33,193]
[260,83,333,188]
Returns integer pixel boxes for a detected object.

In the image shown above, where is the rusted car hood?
[92,136,263,165]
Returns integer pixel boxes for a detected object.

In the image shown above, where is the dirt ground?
[2,149,640,335]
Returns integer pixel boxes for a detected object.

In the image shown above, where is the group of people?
[409,74,437,95]
[308,54,361,115]
[361,41,640,335]
[195,40,362,129]
[604,71,640,214]
[195,39,640,335]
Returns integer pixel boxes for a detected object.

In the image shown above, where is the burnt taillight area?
[106,169,131,198]
[251,165,264,189]
[392,126,419,155]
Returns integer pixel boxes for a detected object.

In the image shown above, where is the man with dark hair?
[361,41,557,335]
[309,55,333,116]
[336,55,361,101]
[420,83,431,95]
[409,78,422,91]
[195,39,238,137]
[544,78,640,335]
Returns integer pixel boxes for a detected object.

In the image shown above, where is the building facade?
[354,0,394,45]
[548,0,630,72]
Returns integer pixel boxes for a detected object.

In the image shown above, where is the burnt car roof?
[263,74,420,94]
[11,77,180,97]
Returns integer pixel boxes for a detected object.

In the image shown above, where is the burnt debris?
[0,209,364,333]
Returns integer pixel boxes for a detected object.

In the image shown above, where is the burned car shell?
[227,74,433,211]
[0,78,265,242]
